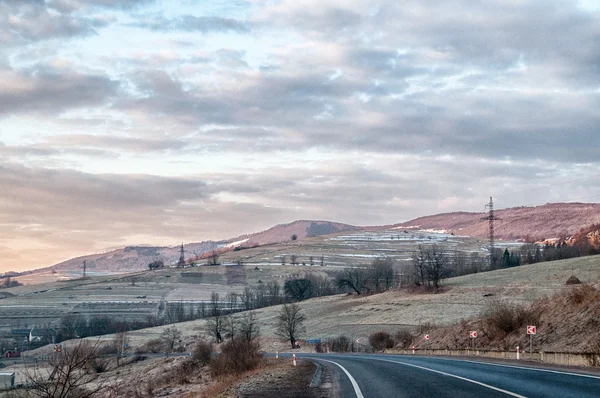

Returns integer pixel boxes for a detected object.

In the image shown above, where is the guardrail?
[387,348,600,367]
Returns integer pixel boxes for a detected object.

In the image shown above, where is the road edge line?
[375,358,527,398]
[402,356,600,380]
[315,358,365,398]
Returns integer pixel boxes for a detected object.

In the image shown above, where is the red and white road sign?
[424,335,430,340]
[527,325,537,335]
[469,331,477,338]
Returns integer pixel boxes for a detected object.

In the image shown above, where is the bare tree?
[426,245,450,288]
[23,339,108,398]
[276,304,306,348]
[266,281,282,305]
[239,311,260,342]
[226,292,238,313]
[113,332,129,366]
[369,258,395,292]
[224,314,238,342]
[411,246,429,286]
[210,291,220,317]
[160,326,183,352]
[205,314,225,343]
[335,267,369,295]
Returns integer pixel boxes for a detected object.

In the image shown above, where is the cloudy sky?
[1,0,600,272]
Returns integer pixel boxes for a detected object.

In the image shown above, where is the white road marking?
[428,357,600,380]
[375,358,527,398]
[316,358,365,398]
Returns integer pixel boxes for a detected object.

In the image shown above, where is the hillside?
[60,254,600,355]
[397,202,600,242]
[21,203,600,280]
[226,220,359,247]
[42,220,357,277]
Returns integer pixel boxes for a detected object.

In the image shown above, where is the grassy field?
[0,229,487,333]
[28,253,595,356]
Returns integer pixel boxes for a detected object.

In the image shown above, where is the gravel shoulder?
[223,359,331,398]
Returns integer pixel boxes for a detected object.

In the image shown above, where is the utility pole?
[83,260,86,278]
[481,197,501,269]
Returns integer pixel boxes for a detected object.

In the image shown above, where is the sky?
[1,0,600,272]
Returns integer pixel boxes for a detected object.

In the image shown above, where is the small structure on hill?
[566,275,582,285]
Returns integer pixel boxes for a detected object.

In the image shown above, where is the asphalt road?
[285,353,600,398]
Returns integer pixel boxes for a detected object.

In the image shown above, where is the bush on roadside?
[330,336,350,352]
[139,338,164,353]
[209,337,262,377]
[394,330,414,349]
[192,340,213,366]
[369,331,395,351]
[482,299,539,335]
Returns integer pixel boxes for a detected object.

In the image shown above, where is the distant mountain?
[51,241,220,273]
[395,202,600,242]
[50,220,358,274]
[227,220,360,247]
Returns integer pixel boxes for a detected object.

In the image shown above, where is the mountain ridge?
[30,202,600,276]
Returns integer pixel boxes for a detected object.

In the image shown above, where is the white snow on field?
[423,228,448,234]
[394,225,420,229]
[221,238,249,248]
[329,231,462,242]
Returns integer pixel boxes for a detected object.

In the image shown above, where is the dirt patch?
[225,359,329,398]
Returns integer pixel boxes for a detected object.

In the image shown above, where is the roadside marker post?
[293,353,296,367]
[527,325,537,356]
[275,351,278,359]
[412,346,415,354]
[469,331,477,352]
[517,346,520,360]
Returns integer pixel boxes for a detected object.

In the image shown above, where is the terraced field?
[0,229,502,336]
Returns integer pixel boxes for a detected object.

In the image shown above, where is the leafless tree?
[411,246,429,286]
[369,258,395,292]
[226,292,238,313]
[336,267,369,295]
[113,332,129,366]
[266,281,282,305]
[239,311,260,342]
[426,245,449,288]
[276,303,306,348]
[206,314,225,343]
[160,326,183,352]
[224,314,238,342]
[210,291,220,317]
[23,339,109,398]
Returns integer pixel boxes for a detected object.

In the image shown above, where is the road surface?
[286,353,600,398]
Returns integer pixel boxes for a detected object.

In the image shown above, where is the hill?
[38,220,358,278]
[75,254,600,355]
[396,202,600,242]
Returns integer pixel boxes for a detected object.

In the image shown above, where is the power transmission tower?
[481,197,501,268]
[177,243,186,267]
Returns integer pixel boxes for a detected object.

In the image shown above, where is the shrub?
[140,338,164,353]
[394,330,414,349]
[369,332,395,351]
[330,336,350,353]
[314,342,325,353]
[193,340,213,366]
[91,358,108,373]
[483,299,538,335]
[209,337,262,377]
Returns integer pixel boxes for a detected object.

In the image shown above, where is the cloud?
[0,1,111,46]
[0,64,119,116]
[132,14,249,34]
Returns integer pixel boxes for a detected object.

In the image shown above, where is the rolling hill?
[396,202,600,242]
